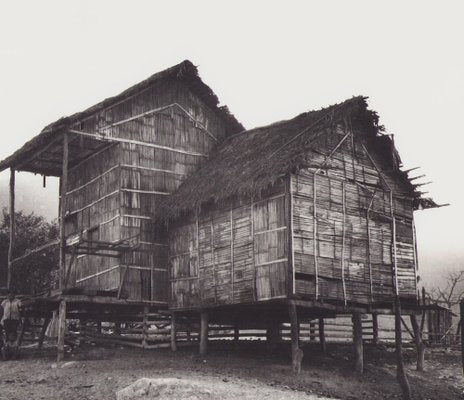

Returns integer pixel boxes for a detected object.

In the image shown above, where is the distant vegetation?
[0,209,58,294]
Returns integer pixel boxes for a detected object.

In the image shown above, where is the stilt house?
[160,97,436,315]
[0,60,243,305]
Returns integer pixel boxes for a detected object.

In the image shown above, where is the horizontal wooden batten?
[69,129,208,157]
[97,102,218,142]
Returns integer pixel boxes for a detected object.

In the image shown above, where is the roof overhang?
[0,128,113,176]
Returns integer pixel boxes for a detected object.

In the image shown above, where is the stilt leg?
[372,313,379,346]
[410,314,425,371]
[57,300,66,362]
[171,312,177,352]
[319,318,327,354]
[394,296,412,399]
[289,302,302,374]
[38,318,50,349]
[352,313,363,374]
[199,311,208,355]
[142,306,149,349]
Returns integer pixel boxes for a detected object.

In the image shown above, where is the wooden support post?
[142,306,149,349]
[7,168,15,290]
[309,321,316,342]
[352,313,364,374]
[394,296,412,399]
[170,312,177,352]
[186,321,191,342]
[96,321,102,335]
[38,318,50,349]
[372,313,379,346]
[57,300,66,362]
[289,301,302,373]
[59,133,69,292]
[410,314,425,372]
[319,318,327,354]
[199,311,208,355]
[234,324,239,343]
[267,320,280,351]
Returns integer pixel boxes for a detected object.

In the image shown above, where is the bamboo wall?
[169,182,288,309]
[291,125,417,303]
[63,80,230,303]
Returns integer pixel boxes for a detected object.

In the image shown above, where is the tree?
[429,270,464,309]
[0,208,58,294]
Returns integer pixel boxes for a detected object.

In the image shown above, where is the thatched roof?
[158,96,436,220]
[0,60,244,174]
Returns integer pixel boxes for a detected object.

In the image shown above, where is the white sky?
[0,1,463,285]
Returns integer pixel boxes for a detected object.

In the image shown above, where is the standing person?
[1,291,22,357]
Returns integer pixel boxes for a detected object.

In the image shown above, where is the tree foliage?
[0,208,58,294]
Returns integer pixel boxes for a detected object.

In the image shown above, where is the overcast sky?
[0,1,462,285]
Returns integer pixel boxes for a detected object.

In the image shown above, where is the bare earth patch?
[0,342,461,400]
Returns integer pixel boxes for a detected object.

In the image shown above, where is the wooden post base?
[57,300,66,362]
[352,313,363,374]
[199,311,208,355]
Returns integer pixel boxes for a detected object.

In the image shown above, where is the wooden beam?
[57,300,66,361]
[394,296,412,399]
[59,133,69,292]
[372,313,379,345]
[319,317,327,354]
[199,311,208,355]
[171,312,177,352]
[352,313,364,374]
[289,301,302,374]
[410,314,425,372]
[313,173,319,299]
[14,134,63,171]
[7,168,15,290]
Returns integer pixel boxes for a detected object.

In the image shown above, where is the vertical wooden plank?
[59,133,69,292]
[234,324,239,342]
[341,182,347,305]
[390,191,398,295]
[251,198,256,301]
[211,218,217,304]
[352,313,363,374]
[366,210,373,302]
[7,168,15,290]
[309,321,316,341]
[288,175,295,296]
[319,317,327,354]
[313,173,319,299]
[412,219,419,300]
[230,206,234,303]
[57,300,66,362]
[171,312,177,351]
[199,310,208,355]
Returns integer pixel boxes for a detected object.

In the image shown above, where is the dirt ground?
[0,341,462,400]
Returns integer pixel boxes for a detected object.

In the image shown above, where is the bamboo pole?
[394,296,412,399]
[390,191,399,295]
[410,314,425,371]
[59,133,69,292]
[341,182,347,305]
[7,168,15,290]
[199,311,208,355]
[230,206,234,302]
[57,300,67,362]
[352,313,363,374]
[313,173,319,299]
